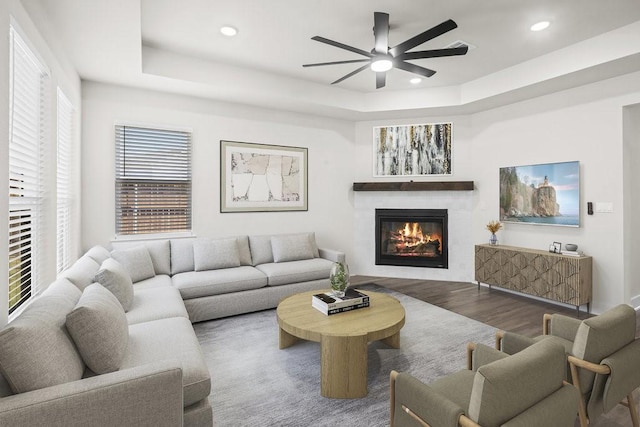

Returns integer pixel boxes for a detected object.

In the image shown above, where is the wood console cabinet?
[475,244,592,312]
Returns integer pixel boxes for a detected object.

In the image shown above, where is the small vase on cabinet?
[489,233,498,246]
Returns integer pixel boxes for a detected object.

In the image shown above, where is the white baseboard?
[631,294,640,311]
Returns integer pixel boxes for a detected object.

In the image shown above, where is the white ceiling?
[30,0,640,119]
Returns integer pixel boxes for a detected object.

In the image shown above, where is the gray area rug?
[193,284,497,426]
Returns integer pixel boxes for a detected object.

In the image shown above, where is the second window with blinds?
[115,125,192,236]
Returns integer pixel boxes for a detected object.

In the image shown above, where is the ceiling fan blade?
[311,36,373,58]
[376,72,386,89]
[331,64,370,85]
[395,61,436,78]
[303,59,371,67]
[398,46,468,61]
[373,12,389,54]
[389,19,458,56]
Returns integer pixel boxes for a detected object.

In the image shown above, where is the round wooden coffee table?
[276,289,405,399]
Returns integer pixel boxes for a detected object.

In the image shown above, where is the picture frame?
[220,140,308,212]
[499,160,580,227]
[373,122,452,176]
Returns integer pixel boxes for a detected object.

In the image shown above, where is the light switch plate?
[595,202,613,213]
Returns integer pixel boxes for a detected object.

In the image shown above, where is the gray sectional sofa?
[0,232,344,426]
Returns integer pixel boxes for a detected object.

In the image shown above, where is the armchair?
[390,339,578,427]
[495,304,640,427]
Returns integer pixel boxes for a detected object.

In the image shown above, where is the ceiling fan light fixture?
[371,58,393,72]
[530,21,550,32]
[220,26,238,37]
[410,77,422,84]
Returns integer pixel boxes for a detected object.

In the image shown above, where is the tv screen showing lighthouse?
[499,161,580,227]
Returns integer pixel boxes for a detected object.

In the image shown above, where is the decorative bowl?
[565,243,578,251]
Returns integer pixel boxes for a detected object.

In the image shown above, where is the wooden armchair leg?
[627,392,639,427]
[570,361,589,427]
[390,370,397,427]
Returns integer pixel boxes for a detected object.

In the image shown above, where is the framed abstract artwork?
[499,160,580,227]
[373,122,452,176]
[220,140,308,212]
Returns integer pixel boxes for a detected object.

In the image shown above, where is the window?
[8,26,49,315]
[115,125,192,235]
[56,88,76,272]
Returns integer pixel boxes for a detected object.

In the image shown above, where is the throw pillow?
[249,235,274,265]
[111,246,156,283]
[66,283,129,374]
[93,258,134,311]
[193,238,241,271]
[236,236,253,266]
[59,255,100,290]
[111,240,171,276]
[0,291,84,393]
[271,234,314,262]
[170,238,195,274]
[307,232,320,258]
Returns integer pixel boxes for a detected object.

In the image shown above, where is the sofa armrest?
[390,370,465,427]
[0,361,183,427]
[318,248,345,263]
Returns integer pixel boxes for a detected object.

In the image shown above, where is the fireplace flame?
[389,222,441,255]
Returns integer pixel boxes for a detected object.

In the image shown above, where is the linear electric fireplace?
[375,208,448,269]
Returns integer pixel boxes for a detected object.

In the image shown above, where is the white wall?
[81,82,356,260]
[0,0,81,327]
[623,103,640,307]
[354,73,640,313]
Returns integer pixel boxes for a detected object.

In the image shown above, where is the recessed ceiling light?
[410,78,422,84]
[220,26,238,37]
[530,21,550,32]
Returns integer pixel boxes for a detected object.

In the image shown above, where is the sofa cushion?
[469,339,566,427]
[172,266,267,299]
[59,255,100,290]
[93,258,134,311]
[42,277,82,299]
[66,283,129,374]
[124,317,211,407]
[271,234,314,262]
[171,238,195,275]
[132,274,173,290]
[127,286,189,325]
[111,246,156,283]
[255,258,333,286]
[84,245,112,264]
[0,282,84,393]
[193,238,241,271]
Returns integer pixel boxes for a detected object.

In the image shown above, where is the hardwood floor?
[351,275,640,427]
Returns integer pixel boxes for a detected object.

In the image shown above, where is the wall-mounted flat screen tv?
[499,160,580,227]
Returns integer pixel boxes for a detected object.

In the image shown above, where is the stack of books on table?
[311,289,370,315]
[561,250,585,257]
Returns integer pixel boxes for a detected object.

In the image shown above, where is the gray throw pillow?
[93,258,134,312]
[271,234,315,262]
[193,238,241,271]
[111,246,156,283]
[170,238,195,274]
[249,235,274,265]
[59,255,100,290]
[66,283,129,374]
[0,290,84,393]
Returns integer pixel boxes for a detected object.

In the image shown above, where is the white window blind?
[56,88,75,273]
[8,26,49,315]
[115,125,192,235]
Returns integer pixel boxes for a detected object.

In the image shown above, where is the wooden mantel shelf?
[352,181,474,192]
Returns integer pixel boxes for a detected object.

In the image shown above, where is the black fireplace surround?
[375,208,448,269]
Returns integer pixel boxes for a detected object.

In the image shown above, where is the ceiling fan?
[303,12,468,89]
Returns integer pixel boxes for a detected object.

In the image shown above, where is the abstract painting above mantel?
[220,140,307,212]
[499,160,580,227]
[373,123,452,177]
